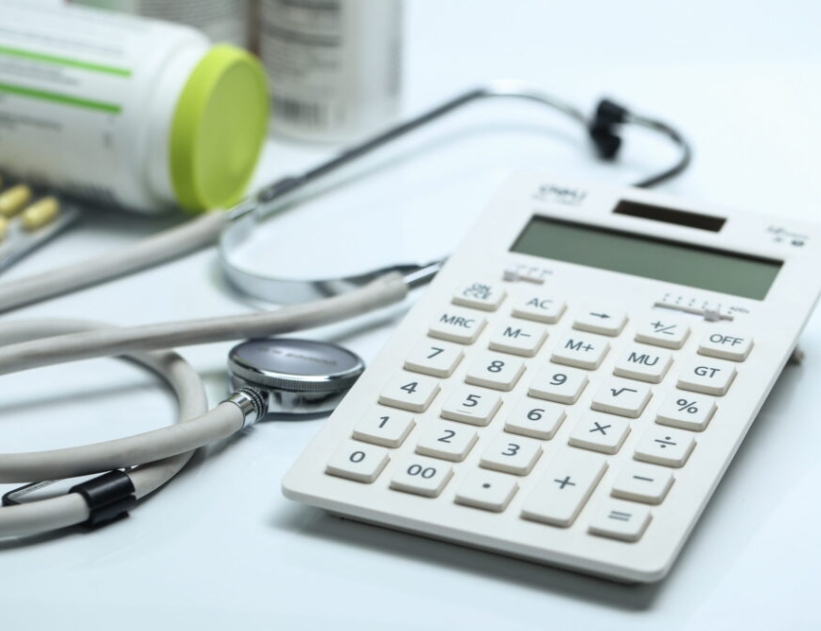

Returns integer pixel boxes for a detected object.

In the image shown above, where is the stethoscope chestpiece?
[227,338,366,418]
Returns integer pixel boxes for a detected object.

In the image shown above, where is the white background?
[2,1,821,629]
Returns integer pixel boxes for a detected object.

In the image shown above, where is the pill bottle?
[0,1,268,213]
[72,0,253,49]
[259,0,402,143]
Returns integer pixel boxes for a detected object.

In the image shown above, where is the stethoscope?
[0,80,692,539]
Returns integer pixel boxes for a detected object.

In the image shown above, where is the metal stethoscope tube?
[219,80,692,306]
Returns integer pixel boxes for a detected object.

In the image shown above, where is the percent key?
[657,393,717,431]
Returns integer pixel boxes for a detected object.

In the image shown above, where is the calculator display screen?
[511,216,782,300]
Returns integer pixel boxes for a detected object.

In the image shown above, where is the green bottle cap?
[170,45,269,212]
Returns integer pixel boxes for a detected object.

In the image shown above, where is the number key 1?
[352,406,416,448]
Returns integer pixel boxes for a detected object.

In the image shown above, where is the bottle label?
[260,0,402,141]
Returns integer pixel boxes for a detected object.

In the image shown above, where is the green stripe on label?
[0,82,121,114]
[0,45,131,77]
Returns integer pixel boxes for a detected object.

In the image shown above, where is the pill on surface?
[0,184,33,217]
[21,196,60,231]
[0,216,7,242]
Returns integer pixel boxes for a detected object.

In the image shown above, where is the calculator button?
[504,399,566,439]
[465,352,525,391]
[452,281,506,311]
[521,451,608,527]
[390,456,453,497]
[528,365,589,404]
[428,308,487,344]
[656,392,717,431]
[325,440,390,483]
[415,421,478,462]
[455,470,519,513]
[404,340,464,377]
[677,357,737,396]
[634,316,690,349]
[551,333,610,370]
[573,306,627,336]
[488,320,548,357]
[378,373,441,412]
[697,331,753,361]
[634,427,696,468]
[568,413,631,455]
[590,378,652,418]
[613,345,673,384]
[440,385,502,426]
[352,407,416,448]
[611,462,674,505]
[479,434,543,475]
[588,500,652,542]
[511,295,566,324]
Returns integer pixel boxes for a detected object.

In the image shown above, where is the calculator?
[282,171,821,582]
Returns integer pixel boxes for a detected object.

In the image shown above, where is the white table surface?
[2,1,821,629]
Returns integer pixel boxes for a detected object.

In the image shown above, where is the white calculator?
[282,171,821,582]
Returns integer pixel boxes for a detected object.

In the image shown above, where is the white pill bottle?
[259,0,402,143]
[0,1,268,213]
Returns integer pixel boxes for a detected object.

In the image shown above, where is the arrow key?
[573,306,627,336]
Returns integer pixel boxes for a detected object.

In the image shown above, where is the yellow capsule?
[0,216,7,242]
[0,184,33,218]
[21,196,60,231]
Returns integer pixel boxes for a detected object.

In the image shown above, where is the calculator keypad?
[329,279,754,551]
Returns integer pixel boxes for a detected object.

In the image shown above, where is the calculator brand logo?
[532,184,588,206]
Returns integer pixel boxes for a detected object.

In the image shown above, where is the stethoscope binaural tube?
[218,80,693,306]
